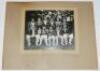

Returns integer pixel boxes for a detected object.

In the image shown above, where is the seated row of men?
[26,26,73,47]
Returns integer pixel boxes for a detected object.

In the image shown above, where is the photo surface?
[24,10,75,50]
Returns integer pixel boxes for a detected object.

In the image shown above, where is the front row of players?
[26,26,73,47]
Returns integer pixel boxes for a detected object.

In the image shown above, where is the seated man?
[26,34,31,47]
[39,27,48,46]
[63,33,68,45]
[48,27,56,47]
[55,27,64,46]
[35,28,41,46]
[68,33,73,45]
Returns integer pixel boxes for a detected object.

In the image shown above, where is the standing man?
[30,18,36,37]
[62,18,68,45]
[36,18,43,29]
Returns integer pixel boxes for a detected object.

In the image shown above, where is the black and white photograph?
[24,10,75,50]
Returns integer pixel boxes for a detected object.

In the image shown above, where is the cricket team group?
[25,10,74,47]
